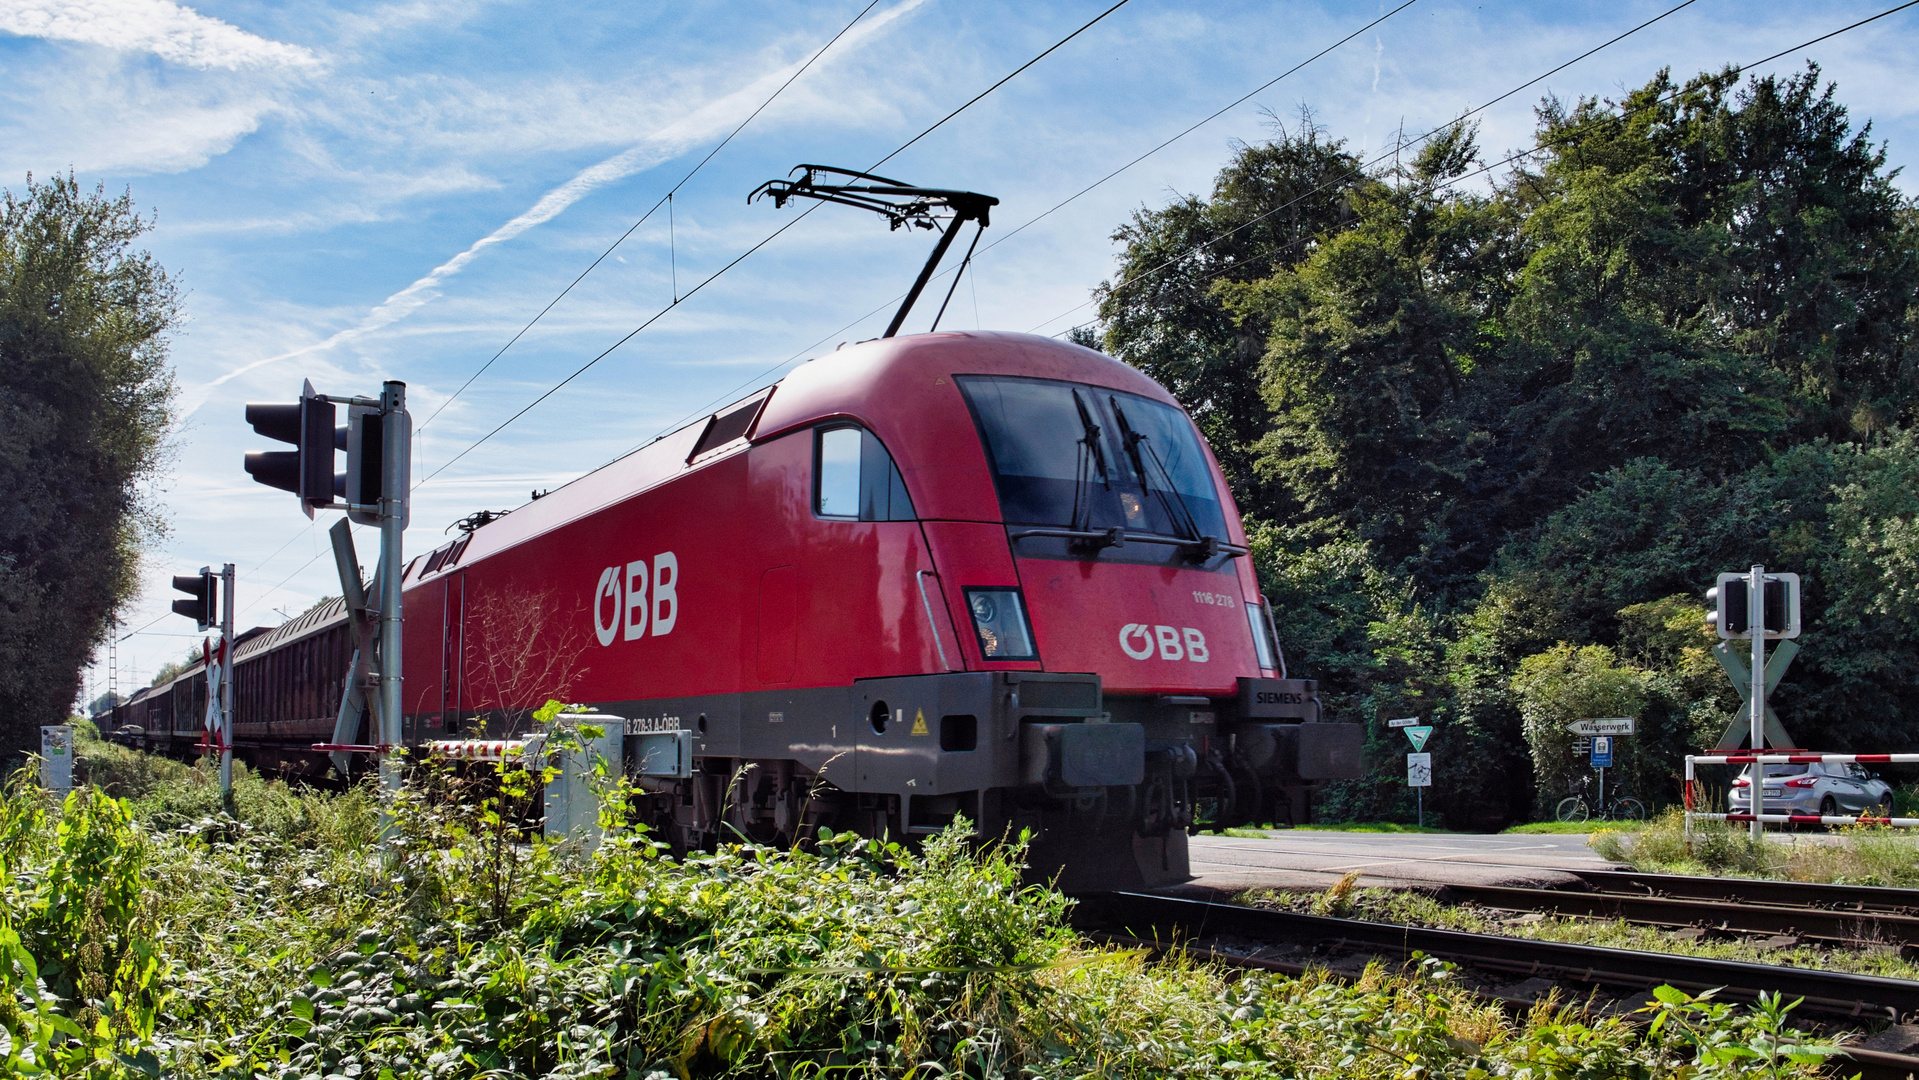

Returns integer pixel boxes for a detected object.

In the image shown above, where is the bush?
[0,759,1844,1077]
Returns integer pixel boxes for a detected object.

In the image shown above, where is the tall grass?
[0,745,1844,1078]
[1593,808,1919,886]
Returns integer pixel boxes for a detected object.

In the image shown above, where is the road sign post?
[1590,735,1613,815]
[1407,752,1432,827]
[1705,566,1801,840]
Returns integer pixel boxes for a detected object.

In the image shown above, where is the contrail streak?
[183,0,927,415]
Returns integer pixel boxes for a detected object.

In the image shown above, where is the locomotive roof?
[409,331,1173,583]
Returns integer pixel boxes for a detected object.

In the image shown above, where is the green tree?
[0,174,178,761]
[1096,115,1370,494]
[1511,644,1652,806]
[1096,65,1919,823]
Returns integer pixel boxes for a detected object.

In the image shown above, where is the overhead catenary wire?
[205,1,893,631]
[414,0,885,437]
[416,0,1137,488]
[625,0,1665,447]
[1030,0,1919,340]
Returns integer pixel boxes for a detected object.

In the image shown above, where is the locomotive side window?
[814,426,916,521]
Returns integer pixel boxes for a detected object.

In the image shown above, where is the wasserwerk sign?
[1565,717,1636,736]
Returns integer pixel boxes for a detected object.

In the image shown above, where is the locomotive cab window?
[815,425,915,521]
[957,375,1229,545]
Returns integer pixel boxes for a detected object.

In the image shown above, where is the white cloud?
[181,0,931,412]
[0,0,321,70]
[0,50,280,175]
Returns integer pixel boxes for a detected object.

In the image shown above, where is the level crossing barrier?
[1683,753,1919,844]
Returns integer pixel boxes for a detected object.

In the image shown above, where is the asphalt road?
[1182,830,1619,891]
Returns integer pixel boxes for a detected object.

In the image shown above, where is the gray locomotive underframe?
[558,673,1360,835]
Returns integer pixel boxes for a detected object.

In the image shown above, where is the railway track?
[1075,891,1919,1080]
[1437,870,1919,947]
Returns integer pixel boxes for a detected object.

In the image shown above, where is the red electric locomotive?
[122,169,1363,890]
[393,329,1361,889]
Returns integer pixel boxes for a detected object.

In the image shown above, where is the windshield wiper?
[1068,389,1114,546]
[1109,399,1199,536]
[1109,397,1235,561]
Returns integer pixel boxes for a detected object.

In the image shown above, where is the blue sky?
[5,0,1915,695]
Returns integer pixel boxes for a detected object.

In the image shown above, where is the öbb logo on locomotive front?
[1117,623,1210,662]
[592,552,680,646]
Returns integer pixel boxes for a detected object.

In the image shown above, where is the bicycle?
[1554,773,1647,822]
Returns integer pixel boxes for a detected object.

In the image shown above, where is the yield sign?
[1404,725,1433,752]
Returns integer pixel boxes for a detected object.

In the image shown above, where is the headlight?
[965,587,1038,660]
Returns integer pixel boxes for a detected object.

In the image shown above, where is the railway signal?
[1704,572,1800,640]
[172,563,236,807]
[1704,566,1804,840]
[171,567,217,630]
[244,380,411,804]
[244,380,336,517]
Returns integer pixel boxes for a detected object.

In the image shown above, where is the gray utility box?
[544,713,624,849]
[41,725,72,793]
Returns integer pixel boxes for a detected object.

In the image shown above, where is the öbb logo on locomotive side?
[593,553,680,647]
[1118,623,1209,662]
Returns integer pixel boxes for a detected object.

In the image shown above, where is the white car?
[1730,761,1895,817]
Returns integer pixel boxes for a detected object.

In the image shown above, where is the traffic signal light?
[341,404,385,527]
[171,567,216,630]
[243,379,335,516]
[1706,572,1801,639]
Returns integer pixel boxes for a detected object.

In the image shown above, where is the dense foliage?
[1095,66,1919,825]
[0,173,178,761]
[0,732,1840,1078]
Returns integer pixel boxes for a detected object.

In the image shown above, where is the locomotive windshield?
[957,375,1228,542]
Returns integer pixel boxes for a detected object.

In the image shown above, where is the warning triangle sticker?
[1405,725,1433,752]
[910,708,929,736]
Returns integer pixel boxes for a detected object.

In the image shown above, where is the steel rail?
[1435,882,1919,946]
[1085,923,1919,1080]
[1076,892,1919,1023]
[1557,869,1919,916]
[1190,840,1919,914]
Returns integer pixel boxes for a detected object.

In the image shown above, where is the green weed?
[1506,819,1650,835]
[0,758,1847,1078]
[1596,808,1919,886]
[1248,884,1919,980]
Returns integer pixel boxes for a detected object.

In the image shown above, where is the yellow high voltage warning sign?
[910,708,929,736]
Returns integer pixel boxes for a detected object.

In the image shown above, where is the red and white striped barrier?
[1690,811,1919,827]
[1688,753,1919,766]
[1683,751,1915,844]
[425,738,541,761]
[309,736,543,761]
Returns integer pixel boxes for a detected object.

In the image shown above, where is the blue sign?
[1590,735,1614,768]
